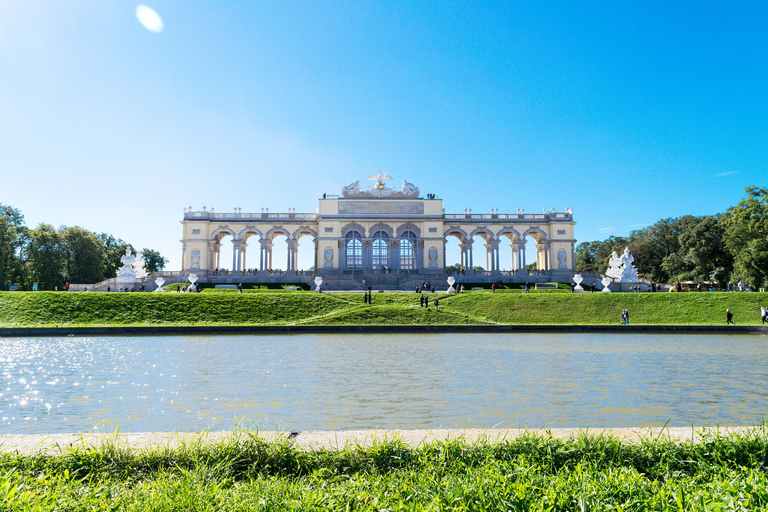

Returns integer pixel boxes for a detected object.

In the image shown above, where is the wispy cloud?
[715,171,738,177]
[598,227,614,232]
[631,223,650,228]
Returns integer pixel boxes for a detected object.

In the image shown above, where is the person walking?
[761,306,767,325]
[726,309,734,324]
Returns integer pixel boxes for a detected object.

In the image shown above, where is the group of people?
[415,282,434,294]
[620,309,630,325]
[106,285,145,292]
[419,294,439,310]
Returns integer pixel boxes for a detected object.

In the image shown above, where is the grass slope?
[0,290,766,327]
[4,429,768,510]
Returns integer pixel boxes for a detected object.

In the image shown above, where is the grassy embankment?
[0,290,767,327]
[3,429,768,510]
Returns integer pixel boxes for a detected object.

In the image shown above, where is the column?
[240,243,247,271]
[268,243,273,271]
[544,243,550,271]
[467,240,474,271]
[181,245,187,271]
[313,239,319,272]
[286,240,295,271]
[259,240,268,271]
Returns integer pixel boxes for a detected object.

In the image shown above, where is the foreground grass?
[0,290,767,327]
[4,429,768,510]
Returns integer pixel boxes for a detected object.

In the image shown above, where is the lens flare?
[136,5,163,33]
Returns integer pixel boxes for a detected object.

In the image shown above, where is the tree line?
[576,186,768,287]
[0,204,168,291]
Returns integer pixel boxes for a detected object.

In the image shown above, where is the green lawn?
[0,290,766,327]
[3,428,768,510]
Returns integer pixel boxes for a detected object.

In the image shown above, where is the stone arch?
[443,226,469,243]
[396,222,421,237]
[520,227,550,273]
[496,227,522,242]
[443,226,468,271]
[341,222,366,237]
[522,227,548,243]
[211,227,237,242]
[369,222,394,237]
[292,226,318,240]
[265,226,291,241]
[497,227,523,272]
[237,227,263,241]
[469,226,495,243]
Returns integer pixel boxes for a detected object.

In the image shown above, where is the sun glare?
[136,5,163,33]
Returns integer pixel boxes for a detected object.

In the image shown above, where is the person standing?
[726,309,734,324]
[761,306,767,325]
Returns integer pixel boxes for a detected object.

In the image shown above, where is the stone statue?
[428,248,438,267]
[116,248,147,283]
[401,180,419,196]
[619,247,638,282]
[324,249,334,268]
[605,247,638,283]
[367,170,394,195]
[558,249,567,269]
[341,180,361,197]
[191,250,201,269]
[606,251,622,280]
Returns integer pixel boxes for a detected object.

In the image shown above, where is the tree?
[62,226,107,284]
[25,223,65,290]
[0,204,26,290]
[141,248,168,273]
[721,186,768,287]
[677,215,732,285]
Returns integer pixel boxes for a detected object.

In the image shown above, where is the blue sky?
[1,1,766,272]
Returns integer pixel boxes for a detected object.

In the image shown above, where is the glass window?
[399,230,418,270]
[345,230,362,269]
[372,230,389,268]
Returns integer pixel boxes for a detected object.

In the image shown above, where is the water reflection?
[0,333,766,434]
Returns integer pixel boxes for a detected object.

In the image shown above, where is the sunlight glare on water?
[0,333,766,434]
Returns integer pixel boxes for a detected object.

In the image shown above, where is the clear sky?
[1,1,766,272]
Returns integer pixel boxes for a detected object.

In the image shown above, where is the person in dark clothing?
[726,309,734,324]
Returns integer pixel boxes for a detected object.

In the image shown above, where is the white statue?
[324,249,333,268]
[606,251,623,280]
[367,170,394,195]
[572,274,584,291]
[116,248,147,283]
[341,180,360,196]
[605,247,639,283]
[428,249,438,267]
[600,276,612,293]
[447,276,456,294]
[401,180,419,196]
[619,247,638,282]
[314,276,323,292]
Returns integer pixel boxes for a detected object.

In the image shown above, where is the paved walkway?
[0,427,757,455]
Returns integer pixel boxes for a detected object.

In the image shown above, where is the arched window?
[399,230,418,270]
[372,230,389,269]
[345,230,363,269]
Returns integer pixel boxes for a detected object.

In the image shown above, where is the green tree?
[677,215,732,285]
[25,223,65,290]
[0,204,26,290]
[141,248,168,273]
[62,226,107,284]
[721,186,768,287]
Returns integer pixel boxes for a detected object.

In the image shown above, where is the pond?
[0,333,766,434]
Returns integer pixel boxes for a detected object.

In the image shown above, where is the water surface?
[0,333,766,433]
